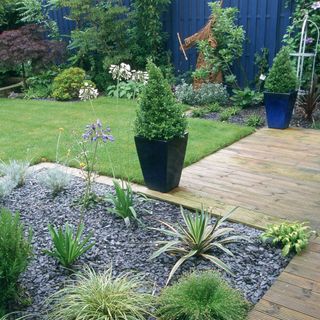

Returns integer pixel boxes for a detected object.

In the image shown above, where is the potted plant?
[134,61,188,193]
[264,46,298,129]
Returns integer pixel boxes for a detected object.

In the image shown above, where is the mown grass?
[0,97,254,183]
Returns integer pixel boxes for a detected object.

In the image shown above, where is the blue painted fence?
[49,0,294,85]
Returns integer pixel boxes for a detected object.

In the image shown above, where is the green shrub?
[157,271,249,320]
[191,107,208,118]
[261,221,317,256]
[52,67,95,101]
[151,206,246,284]
[219,107,241,121]
[175,81,229,106]
[208,102,222,113]
[48,266,154,320]
[0,209,32,313]
[246,114,264,128]
[24,69,59,99]
[135,61,187,140]
[231,87,263,108]
[265,47,297,93]
[44,223,94,268]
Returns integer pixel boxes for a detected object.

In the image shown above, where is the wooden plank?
[285,262,320,283]
[263,281,320,318]
[255,299,319,320]
[308,242,320,253]
[277,272,320,294]
[248,309,279,320]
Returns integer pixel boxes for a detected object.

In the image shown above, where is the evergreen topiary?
[265,46,297,93]
[157,271,249,320]
[135,61,187,141]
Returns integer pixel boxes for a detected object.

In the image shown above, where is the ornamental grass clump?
[0,177,16,200]
[0,209,32,314]
[38,167,72,196]
[48,266,154,320]
[151,206,247,284]
[265,46,297,93]
[157,271,250,320]
[135,60,187,141]
[0,160,30,187]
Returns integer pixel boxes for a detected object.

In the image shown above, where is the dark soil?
[2,173,292,318]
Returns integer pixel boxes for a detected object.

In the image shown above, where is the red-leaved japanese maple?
[0,24,65,84]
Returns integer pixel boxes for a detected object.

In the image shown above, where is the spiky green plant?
[106,179,138,227]
[150,207,247,284]
[157,271,250,320]
[48,266,154,320]
[44,223,94,268]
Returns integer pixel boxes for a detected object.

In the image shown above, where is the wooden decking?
[34,127,320,320]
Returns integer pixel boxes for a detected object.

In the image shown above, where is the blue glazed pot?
[263,91,297,129]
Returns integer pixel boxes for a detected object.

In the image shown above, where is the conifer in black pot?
[264,46,298,129]
[134,61,188,192]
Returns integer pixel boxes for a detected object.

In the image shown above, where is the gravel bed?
[2,172,292,318]
[203,104,320,129]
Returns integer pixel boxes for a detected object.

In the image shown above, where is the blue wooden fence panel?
[166,0,294,85]
[48,0,294,85]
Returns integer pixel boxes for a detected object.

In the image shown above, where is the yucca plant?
[106,179,140,227]
[151,207,247,284]
[48,266,154,320]
[44,223,94,268]
[261,221,317,256]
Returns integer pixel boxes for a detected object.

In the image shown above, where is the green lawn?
[0,97,254,183]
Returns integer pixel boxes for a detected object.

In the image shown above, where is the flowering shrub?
[107,63,148,100]
[175,81,229,106]
[52,68,96,101]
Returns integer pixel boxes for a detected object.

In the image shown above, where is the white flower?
[79,84,99,101]
[311,1,320,9]
[109,63,132,81]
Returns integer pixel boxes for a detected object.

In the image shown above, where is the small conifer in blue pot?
[264,47,298,129]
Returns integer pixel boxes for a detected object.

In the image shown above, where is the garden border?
[30,162,320,320]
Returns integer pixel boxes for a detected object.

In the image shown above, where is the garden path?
[34,127,320,320]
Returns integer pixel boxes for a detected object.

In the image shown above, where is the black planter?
[264,91,297,129]
[134,133,188,193]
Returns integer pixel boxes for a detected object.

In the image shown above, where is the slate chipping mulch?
[2,173,292,318]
